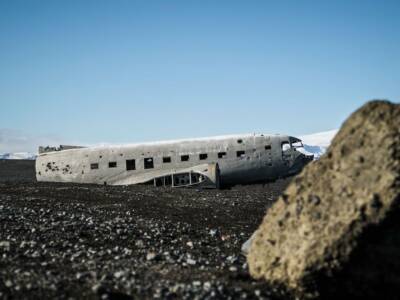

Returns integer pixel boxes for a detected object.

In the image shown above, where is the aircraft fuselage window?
[163,156,171,163]
[282,142,291,152]
[90,163,99,170]
[181,155,189,162]
[199,153,208,160]
[109,162,117,168]
[237,150,245,158]
[126,159,136,170]
[291,141,303,148]
[291,141,304,152]
[144,157,154,169]
[218,152,227,159]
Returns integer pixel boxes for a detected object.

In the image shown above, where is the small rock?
[0,241,10,252]
[146,252,156,261]
[193,280,201,286]
[203,281,211,290]
[114,270,124,278]
[209,229,218,236]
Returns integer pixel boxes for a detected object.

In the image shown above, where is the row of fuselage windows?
[89,146,272,171]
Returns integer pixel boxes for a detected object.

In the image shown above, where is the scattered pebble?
[0,174,292,299]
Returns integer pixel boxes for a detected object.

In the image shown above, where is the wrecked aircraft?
[36,134,313,188]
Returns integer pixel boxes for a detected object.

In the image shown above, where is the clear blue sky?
[0,0,399,147]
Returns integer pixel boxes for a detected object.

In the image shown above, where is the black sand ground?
[0,160,291,299]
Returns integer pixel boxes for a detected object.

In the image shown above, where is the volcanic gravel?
[0,160,292,299]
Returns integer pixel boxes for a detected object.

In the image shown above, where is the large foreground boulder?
[247,100,400,298]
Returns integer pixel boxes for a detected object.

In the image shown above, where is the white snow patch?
[0,152,37,160]
[300,129,338,159]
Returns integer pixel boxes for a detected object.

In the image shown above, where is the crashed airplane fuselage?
[36,133,313,188]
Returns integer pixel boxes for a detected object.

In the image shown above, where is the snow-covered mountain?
[300,129,338,159]
[0,152,37,160]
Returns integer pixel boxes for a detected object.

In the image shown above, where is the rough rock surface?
[247,100,400,298]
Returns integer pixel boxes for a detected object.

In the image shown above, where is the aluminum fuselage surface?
[36,133,312,187]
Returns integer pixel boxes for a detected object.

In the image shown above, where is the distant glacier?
[300,129,338,159]
[0,152,37,160]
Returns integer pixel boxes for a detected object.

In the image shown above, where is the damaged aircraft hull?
[36,133,313,188]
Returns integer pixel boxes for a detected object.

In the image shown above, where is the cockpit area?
[289,136,306,151]
[282,136,314,174]
[281,136,309,153]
